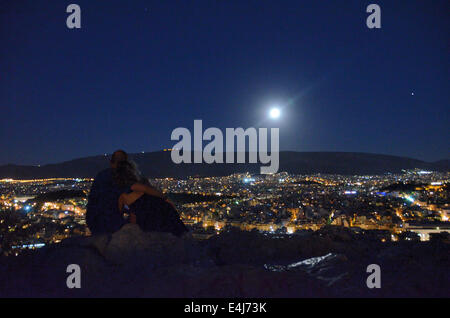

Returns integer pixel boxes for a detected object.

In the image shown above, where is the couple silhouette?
[86,150,188,237]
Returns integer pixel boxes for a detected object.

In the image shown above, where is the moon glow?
[269,107,281,119]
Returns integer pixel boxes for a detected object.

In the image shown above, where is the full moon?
[269,107,281,119]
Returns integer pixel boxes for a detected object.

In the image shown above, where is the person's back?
[86,168,129,234]
[86,150,130,234]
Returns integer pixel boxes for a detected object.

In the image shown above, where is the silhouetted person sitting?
[114,160,188,237]
[86,150,131,234]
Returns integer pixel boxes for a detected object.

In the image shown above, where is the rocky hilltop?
[0,225,449,297]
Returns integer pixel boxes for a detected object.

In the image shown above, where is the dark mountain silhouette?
[0,151,448,179]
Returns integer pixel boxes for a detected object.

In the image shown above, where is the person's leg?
[159,200,189,237]
[132,195,188,236]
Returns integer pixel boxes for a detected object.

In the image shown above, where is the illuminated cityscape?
[1,169,448,256]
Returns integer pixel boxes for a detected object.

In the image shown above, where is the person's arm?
[118,191,144,211]
[131,183,166,199]
[118,193,140,224]
[118,194,124,212]
[130,183,177,210]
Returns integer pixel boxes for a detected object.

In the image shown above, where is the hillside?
[0,151,448,179]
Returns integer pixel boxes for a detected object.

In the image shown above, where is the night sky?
[1,0,448,165]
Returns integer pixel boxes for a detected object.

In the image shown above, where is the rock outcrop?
[0,224,448,297]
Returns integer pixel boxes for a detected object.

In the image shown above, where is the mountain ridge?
[0,151,448,179]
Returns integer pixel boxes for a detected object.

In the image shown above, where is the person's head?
[110,150,128,169]
[112,160,140,187]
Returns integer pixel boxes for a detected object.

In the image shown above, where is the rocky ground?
[0,224,449,297]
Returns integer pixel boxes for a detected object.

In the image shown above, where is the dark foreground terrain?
[0,225,449,297]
